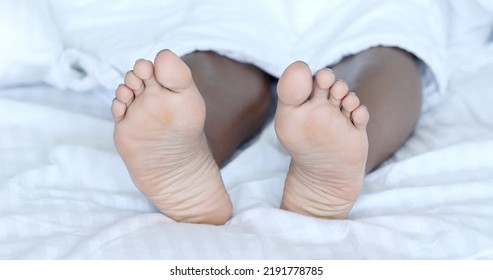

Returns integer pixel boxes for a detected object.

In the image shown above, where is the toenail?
[135,58,145,64]
[157,49,171,56]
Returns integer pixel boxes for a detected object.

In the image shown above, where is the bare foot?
[275,61,370,219]
[111,50,232,225]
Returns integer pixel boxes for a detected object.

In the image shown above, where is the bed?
[1,0,493,259]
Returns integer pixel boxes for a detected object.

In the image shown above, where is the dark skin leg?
[330,47,423,172]
[182,51,272,166]
[183,47,422,173]
[118,47,420,223]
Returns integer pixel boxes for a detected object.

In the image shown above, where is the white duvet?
[1,0,493,259]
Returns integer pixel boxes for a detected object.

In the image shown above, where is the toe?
[154,49,194,92]
[111,98,127,122]
[341,92,360,118]
[312,68,335,100]
[277,61,313,107]
[115,84,135,105]
[124,70,145,96]
[329,80,349,107]
[133,59,158,88]
[351,105,370,129]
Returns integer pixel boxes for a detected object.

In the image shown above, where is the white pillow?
[0,0,63,87]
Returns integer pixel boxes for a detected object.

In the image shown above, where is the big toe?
[154,50,194,92]
[277,61,313,107]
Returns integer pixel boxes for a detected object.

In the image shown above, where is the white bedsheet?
[1,0,493,259]
[1,46,493,259]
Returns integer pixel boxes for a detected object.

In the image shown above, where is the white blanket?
[46,0,456,107]
[1,0,493,259]
[44,0,493,109]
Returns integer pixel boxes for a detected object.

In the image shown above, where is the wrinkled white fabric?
[1,0,493,260]
[46,0,455,109]
[1,47,492,259]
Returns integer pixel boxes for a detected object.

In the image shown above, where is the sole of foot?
[275,61,369,219]
[112,50,232,225]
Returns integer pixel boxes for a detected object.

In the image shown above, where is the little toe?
[312,68,335,100]
[329,80,349,107]
[341,92,360,118]
[124,70,145,96]
[277,61,313,107]
[115,84,135,105]
[351,105,370,129]
[111,98,127,122]
[133,59,158,88]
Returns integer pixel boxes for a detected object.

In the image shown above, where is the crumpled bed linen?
[1,0,492,259]
[1,46,492,258]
